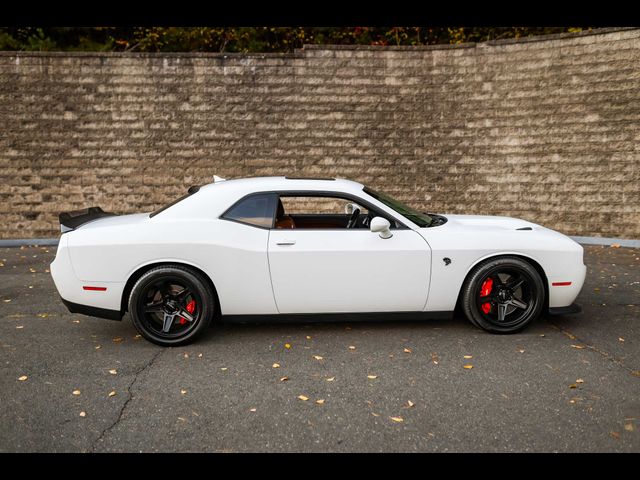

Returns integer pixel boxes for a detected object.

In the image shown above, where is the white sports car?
[50,176,586,346]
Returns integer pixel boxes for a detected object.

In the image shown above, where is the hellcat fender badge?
[443,257,452,266]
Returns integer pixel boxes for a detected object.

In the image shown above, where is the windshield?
[363,187,433,228]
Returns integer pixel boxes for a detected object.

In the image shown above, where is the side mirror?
[370,217,393,239]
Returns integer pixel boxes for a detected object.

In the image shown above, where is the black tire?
[461,256,545,334]
[128,265,215,346]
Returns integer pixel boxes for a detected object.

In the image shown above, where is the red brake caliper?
[178,299,196,325]
[479,277,493,314]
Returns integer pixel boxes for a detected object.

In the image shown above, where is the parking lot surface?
[0,245,638,452]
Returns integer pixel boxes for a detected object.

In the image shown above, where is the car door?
[267,193,431,314]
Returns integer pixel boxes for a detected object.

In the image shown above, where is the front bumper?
[547,303,582,316]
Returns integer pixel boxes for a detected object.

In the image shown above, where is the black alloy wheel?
[129,265,215,346]
[461,256,545,333]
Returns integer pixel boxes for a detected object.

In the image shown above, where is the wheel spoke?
[506,275,525,291]
[175,288,190,302]
[178,309,194,322]
[497,303,508,321]
[509,298,528,310]
[162,313,176,333]
[144,301,164,313]
[158,282,171,298]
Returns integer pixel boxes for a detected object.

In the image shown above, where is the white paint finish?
[49,176,587,318]
[64,216,277,315]
[419,214,586,311]
[268,229,431,313]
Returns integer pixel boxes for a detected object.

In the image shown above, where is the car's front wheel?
[461,256,545,333]
[128,265,215,346]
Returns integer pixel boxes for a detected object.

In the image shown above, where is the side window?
[222,193,277,228]
[275,195,381,230]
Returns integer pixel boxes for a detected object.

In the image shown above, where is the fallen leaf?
[431,353,439,365]
[180,389,187,395]
[576,378,584,384]
[249,408,257,412]
[403,348,412,353]
[624,423,634,432]
[29,267,36,273]
[539,334,546,337]
[306,336,311,340]
[284,343,291,349]
[94,345,101,350]
[632,371,640,377]
[108,369,117,375]
[390,416,404,423]
[3,299,11,303]
[220,367,228,371]
[198,353,203,358]
[280,376,289,382]
[348,345,356,350]
[610,431,620,439]
[177,417,186,422]
[611,243,621,248]
[108,391,117,397]
[79,411,87,418]
[619,337,625,343]
[112,337,123,343]
[272,363,280,368]
[463,365,474,370]
[313,355,323,360]
[16,325,23,329]
[72,390,81,396]
[571,344,585,349]
[569,384,578,389]
[37,313,49,318]
[184,353,189,359]
[298,395,309,401]
[72,320,80,324]
[315,399,325,405]
[326,377,335,382]
[371,412,380,417]
[406,400,415,408]
[134,334,142,340]
[367,375,378,379]
[18,375,28,381]
[463,355,473,359]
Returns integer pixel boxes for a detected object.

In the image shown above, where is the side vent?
[516,227,533,231]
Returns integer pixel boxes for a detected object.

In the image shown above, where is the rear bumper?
[61,297,123,321]
[547,303,582,316]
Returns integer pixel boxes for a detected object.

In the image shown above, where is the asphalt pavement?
[0,244,638,452]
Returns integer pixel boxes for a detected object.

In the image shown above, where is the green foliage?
[0,27,590,53]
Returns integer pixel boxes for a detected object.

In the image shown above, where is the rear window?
[149,186,200,218]
[221,193,278,228]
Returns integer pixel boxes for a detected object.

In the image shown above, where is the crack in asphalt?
[90,348,164,452]
[547,321,638,377]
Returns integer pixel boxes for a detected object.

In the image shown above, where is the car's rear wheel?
[461,256,545,333]
[128,265,214,346]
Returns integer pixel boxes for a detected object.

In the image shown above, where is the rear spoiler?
[59,207,116,233]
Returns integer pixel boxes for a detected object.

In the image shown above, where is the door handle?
[276,240,296,246]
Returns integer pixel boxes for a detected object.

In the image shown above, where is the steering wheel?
[346,208,360,229]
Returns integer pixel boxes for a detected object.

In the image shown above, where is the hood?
[442,214,539,232]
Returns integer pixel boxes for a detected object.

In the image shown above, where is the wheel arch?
[455,253,550,311]
[120,261,221,318]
